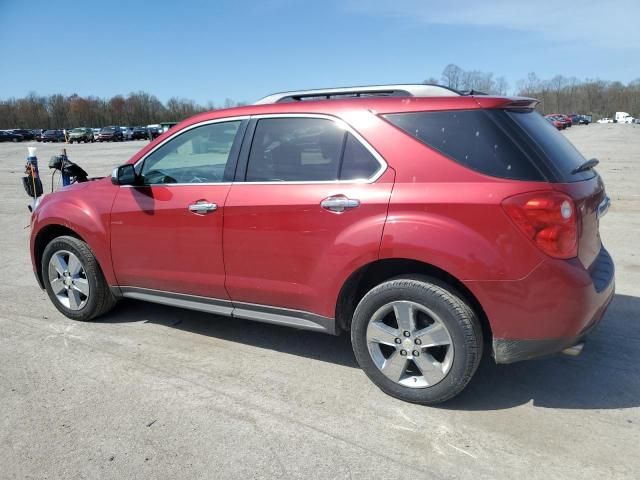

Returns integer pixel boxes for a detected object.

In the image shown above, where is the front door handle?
[188,201,218,214]
[320,195,360,213]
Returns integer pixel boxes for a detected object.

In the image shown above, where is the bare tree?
[441,64,463,90]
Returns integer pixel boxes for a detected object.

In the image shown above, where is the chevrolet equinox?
[29,84,614,404]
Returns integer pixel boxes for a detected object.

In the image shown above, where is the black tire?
[351,275,483,405]
[41,235,117,321]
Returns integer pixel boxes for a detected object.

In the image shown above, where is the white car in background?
[121,126,134,140]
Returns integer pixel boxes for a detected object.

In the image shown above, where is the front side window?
[140,121,241,185]
[245,117,381,182]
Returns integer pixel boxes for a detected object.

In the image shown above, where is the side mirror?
[111,164,137,186]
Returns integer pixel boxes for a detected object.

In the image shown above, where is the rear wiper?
[571,158,599,175]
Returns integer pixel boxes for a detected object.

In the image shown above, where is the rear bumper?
[492,288,613,363]
[467,246,615,364]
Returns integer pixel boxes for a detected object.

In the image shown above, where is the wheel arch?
[33,224,85,288]
[335,258,491,342]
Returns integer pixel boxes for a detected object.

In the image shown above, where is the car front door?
[223,115,394,321]
[110,118,247,301]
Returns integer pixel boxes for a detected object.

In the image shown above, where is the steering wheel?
[188,175,209,183]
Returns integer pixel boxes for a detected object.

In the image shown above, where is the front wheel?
[42,235,117,321]
[351,276,483,405]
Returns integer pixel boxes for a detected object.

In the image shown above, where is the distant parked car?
[41,130,65,142]
[97,126,124,142]
[92,128,101,140]
[147,126,162,140]
[33,129,44,141]
[568,114,591,126]
[597,118,614,124]
[548,114,571,128]
[0,130,24,142]
[131,126,148,140]
[11,129,36,141]
[121,127,134,141]
[544,115,565,130]
[68,127,95,143]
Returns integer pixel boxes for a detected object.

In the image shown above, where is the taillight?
[502,191,578,259]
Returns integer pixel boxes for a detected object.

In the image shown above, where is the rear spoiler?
[502,98,540,110]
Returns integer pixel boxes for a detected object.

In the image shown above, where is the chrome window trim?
[241,113,388,184]
[132,115,250,171]
[126,113,388,187]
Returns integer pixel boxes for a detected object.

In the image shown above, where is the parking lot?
[1,125,639,479]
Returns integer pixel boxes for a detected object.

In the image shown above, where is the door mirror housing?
[111,164,137,185]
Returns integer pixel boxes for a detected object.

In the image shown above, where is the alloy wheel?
[366,300,454,388]
[47,250,90,310]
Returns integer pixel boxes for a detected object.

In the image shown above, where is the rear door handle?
[320,196,360,213]
[188,201,218,214]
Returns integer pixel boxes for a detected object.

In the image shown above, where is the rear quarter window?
[383,110,545,181]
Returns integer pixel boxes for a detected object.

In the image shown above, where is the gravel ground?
[1,125,639,479]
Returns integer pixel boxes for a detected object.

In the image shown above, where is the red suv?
[29,84,614,404]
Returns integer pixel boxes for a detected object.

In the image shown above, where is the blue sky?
[1,0,638,105]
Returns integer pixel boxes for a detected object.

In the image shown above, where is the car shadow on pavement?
[446,293,640,411]
[103,298,359,369]
[103,293,640,410]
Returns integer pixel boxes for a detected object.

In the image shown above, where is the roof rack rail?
[254,84,462,104]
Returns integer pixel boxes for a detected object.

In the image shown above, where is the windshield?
[72,128,84,133]
[101,127,115,133]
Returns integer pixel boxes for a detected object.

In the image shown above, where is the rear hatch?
[383,105,607,270]
[506,109,606,269]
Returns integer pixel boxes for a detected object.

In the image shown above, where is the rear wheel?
[42,236,117,321]
[351,276,482,404]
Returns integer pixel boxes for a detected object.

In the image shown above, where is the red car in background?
[29,84,614,404]
[545,115,566,130]
[547,113,572,128]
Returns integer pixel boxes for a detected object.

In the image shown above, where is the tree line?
[2,66,640,129]
[0,91,246,130]
[431,64,640,118]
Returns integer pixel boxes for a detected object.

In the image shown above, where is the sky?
[1,0,638,105]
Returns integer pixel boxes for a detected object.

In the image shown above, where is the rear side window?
[246,118,381,182]
[384,110,545,181]
[340,133,381,180]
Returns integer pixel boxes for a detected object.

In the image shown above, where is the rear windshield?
[384,109,593,182]
[101,127,115,132]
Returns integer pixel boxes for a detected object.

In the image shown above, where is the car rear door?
[110,118,247,301]
[223,115,394,320]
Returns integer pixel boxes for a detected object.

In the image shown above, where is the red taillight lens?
[502,191,578,259]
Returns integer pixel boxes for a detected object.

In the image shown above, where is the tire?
[41,235,117,321]
[351,275,483,405]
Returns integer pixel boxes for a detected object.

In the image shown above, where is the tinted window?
[384,110,545,181]
[340,133,380,180]
[507,110,594,182]
[246,118,345,182]
[140,121,241,184]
